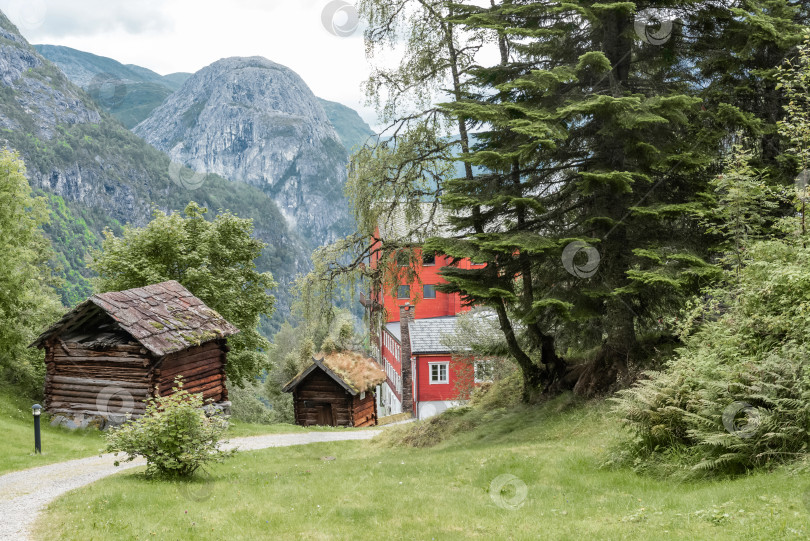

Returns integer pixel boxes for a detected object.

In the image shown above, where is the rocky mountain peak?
[0,12,101,138]
[134,56,350,245]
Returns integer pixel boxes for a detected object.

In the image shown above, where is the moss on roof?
[320,350,386,393]
[283,350,386,395]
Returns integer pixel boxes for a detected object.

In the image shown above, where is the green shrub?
[229,380,274,424]
[612,240,810,476]
[105,380,235,477]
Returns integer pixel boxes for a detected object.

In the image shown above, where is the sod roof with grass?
[283,351,386,395]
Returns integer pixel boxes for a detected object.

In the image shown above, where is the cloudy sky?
[0,0,381,128]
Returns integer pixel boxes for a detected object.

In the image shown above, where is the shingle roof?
[31,281,239,356]
[408,316,459,354]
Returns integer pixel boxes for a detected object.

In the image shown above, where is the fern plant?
[612,240,810,476]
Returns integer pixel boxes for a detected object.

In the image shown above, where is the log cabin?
[282,351,386,427]
[30,280,239,428]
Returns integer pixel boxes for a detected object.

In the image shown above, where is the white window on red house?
[474,360,494,383]
[397,285,410,299]
[429,362,449,384]
[423,284,436,299]
[423,253,436,266]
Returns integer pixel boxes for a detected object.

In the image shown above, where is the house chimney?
[399,303,414,415]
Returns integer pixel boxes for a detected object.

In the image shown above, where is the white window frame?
[429,362,449,384]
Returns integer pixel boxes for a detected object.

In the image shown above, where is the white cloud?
[1,0,171,37]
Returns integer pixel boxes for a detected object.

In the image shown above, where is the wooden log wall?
[293,370,352,427]
[45,342,150,415]
[155,341,227,403]
[352,391,378,427]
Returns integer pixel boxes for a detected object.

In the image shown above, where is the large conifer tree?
[429,0,806,397]
[311,0,807,400]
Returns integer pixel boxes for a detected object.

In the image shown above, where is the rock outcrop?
[135,57,351,246]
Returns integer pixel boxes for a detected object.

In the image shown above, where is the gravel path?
[0,429,381,540]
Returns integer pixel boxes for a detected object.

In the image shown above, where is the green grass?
[0,385,104,474]
[225,420,360,438]
[34,397,810,540]
[0,385,358,475]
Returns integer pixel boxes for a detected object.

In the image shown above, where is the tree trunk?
[492,299,545,401]
[573,298,635,397]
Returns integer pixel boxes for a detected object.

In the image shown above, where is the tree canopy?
[90,202,276,386]
[0,150,62,394]
[307,0,809,401]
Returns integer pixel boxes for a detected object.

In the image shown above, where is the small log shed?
[282,351,385,427]
[30,280,239,428]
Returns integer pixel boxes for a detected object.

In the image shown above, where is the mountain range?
[0,12,373,335]
[32,44,373,152]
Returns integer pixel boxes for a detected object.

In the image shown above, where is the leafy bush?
[228,380,274,424]
[612,240,810,476]
[105,380,235,477]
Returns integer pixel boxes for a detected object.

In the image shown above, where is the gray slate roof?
[385,310,500,355]
[32,281,239,357]
[408,316,459,354]
[385,316,459,354]
[385,321,402,342]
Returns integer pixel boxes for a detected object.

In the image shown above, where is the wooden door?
[316,403,334,426]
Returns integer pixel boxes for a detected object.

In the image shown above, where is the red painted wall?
[370,231,481,322]
[414,354,472,402]
[369,229,481,410]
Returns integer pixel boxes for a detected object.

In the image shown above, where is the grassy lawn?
[34,398,810,540]
[0,385,355,475]
[225,420,361,438]
[0,385,105,474]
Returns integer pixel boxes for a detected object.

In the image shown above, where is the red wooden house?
[361,204,489,419]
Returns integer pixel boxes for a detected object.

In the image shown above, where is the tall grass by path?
[34,398,810,540]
